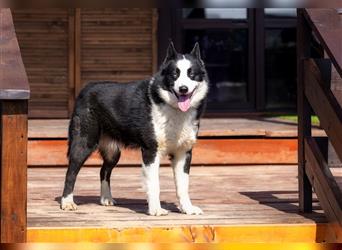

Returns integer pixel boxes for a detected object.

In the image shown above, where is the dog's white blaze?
[150,103,198,155]
[172,152,203,215]
[174,57,198,94]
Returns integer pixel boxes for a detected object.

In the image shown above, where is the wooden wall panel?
[79,8,156,92]
[12,9,158,117]
[13,9,70,118]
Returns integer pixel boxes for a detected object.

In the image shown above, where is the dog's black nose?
[179,86,189,94]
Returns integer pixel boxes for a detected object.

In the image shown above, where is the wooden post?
[297,9,312,212]
[0,101,28,242]
[0,8,30,243]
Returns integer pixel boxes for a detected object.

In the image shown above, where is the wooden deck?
[27,118,325,166]
[27,164,337,242]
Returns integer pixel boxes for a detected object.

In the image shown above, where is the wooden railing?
[298,8,342,241]
[0,9,29,242]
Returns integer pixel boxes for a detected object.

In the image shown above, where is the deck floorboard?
[28,165,328,228]
[28,118,325,139]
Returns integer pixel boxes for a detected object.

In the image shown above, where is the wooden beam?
[0,9,29,100]
[297,9,313,212]
[27,138,298,167]
[304,137,342,241]
[0,8,29,243]
[0,101,28,243]
[304,59,342,161]
[26,224,330,243]
[303,9,342,77]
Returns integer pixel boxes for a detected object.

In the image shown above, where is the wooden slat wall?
[79,8,156,90]
[13,9,70,118]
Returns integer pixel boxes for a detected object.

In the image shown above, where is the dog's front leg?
[142,149,168,216]
[172,150,203,215]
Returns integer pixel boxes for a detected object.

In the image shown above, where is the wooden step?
[28,118,326,139]
[28,138,298,166]
[27,118,325,166]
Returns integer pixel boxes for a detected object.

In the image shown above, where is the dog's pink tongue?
[178,95,191,112]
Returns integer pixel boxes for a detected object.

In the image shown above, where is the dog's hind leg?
[61,116,98,210]
[99,136,121,206]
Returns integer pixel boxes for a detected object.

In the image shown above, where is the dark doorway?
[158,8,297,115]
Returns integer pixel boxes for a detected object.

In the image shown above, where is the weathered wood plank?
[27,165,327,230]
[304,137,342,241]
[12,9,68,118]
[80,9,155,87]
[0,9,30,100]
[68,9,76,116]
[304,9,342,76]
[74,8,81,97]
[27,138,298,166]
[304,59,342,161]
[27,224,330,243]
[27,118,325,139]
[0,101,28,243]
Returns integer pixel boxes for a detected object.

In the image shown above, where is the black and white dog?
[61,42,209,216]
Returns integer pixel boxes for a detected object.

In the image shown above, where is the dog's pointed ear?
[190,42,201,60]
[163,41,177,63]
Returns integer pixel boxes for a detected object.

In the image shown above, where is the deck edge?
[27,223,333,243]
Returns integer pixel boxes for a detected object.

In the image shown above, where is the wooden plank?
[27,224,329,243]
[297,9,313,212]
[27,139,298,166]
[74,8,81,97]
[0,9,30,100]
[68,9,76,116]
[304,59,342,161]
[27,118,326,139]
[80,9,154,87]
[151,9,158,74]
[304,9,342,76]
[0,101,28,243]
[25,165,329,243]
[12,9,69,118]
[304,137,342,241]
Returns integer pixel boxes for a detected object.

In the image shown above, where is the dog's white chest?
[151,104,198,154]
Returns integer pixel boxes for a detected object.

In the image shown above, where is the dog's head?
[155,42,209,112]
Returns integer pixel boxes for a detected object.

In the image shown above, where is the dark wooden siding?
[13,9,70,118]
[13,8,158,118]
[78,8,157,93]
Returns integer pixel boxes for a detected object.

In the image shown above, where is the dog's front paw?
[180,205,203,215]
[100,197,116,206]
[61,200,78,211]
[148,207,169,216]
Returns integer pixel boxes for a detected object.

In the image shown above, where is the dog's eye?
[188,69,195,78]
[173,72,178,78]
